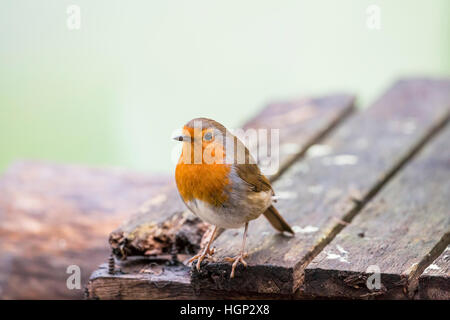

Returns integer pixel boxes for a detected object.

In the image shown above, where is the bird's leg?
[225,222,249,278]
[188,225,218,271]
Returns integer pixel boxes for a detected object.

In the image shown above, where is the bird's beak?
[173,135,191,142]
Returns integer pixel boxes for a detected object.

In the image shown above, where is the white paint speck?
[146,194,167,206]
[322,154,358,166]
[280,143,301,154]
[307,144,332,158]
[336,245,348,255]
[389,119,417,135]
[292,225,319,234]
[274,191,297,200]
[402,121,416,134]
[326,252,349,263]
[324,244,350,263]
[424,264,441,273]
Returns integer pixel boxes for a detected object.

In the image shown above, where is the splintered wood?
[418,246,450,300]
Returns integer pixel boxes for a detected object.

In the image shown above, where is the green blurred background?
[1,0,449,174]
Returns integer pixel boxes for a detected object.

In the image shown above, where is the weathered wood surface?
[88,259,196,300]
[418,245,450,300]
[88,93,355,299]
[0,161,170,299]
[108,94,355,260]
[191,78,450,296]
[303,124,450,299]
[88,260,295,300]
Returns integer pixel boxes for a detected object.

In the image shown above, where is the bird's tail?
[263,205,294,235]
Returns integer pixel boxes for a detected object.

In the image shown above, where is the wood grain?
[418,245,450,300]
[303,125,450,299]
[0,161,170,299]
[191,78,450,296]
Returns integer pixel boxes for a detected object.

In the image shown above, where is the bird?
[174,118,294,278]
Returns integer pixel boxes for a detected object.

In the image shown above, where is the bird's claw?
[188,247,215,271]
[225,252,248,278]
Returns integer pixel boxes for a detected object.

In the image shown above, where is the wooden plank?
[88,260,295,300]
[0,161,170,299]
[87,93,355,299]
[191,78,450,296]
[303,124,450,299]
[418,245,450,300]
[108,94,355,260]
[88,260,196,300]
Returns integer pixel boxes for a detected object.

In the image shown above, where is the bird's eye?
[203,132,213,141]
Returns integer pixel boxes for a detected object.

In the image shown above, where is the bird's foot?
[188,247,215,271]
[224,252,248,278]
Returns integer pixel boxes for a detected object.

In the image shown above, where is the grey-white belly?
[186,190,272,229]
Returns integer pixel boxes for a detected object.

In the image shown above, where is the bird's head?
[174,118,229,165]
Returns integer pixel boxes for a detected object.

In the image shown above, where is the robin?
[174,118,294,278]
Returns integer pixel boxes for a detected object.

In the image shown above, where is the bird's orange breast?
[175,160,231,207]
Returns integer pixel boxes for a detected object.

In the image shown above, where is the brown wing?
[235,162,273,193]
[233,137,274,195]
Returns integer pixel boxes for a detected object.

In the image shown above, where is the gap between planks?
[408,232,450,298]
[269,102,354,183]
[418,244,450,299]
